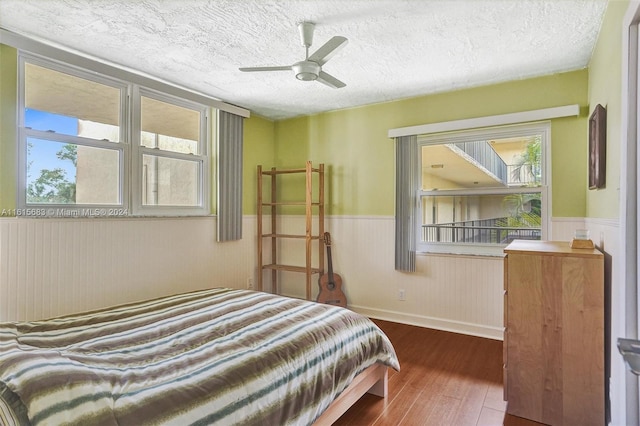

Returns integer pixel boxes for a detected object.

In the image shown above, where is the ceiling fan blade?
[317,71,346,89]
[239,66,291,72]
[308,36,348,66]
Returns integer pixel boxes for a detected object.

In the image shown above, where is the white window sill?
[418,243,508,258]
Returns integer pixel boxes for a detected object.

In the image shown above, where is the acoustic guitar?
[317,232,347,308]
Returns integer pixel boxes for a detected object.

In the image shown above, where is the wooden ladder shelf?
[257,161,325,300]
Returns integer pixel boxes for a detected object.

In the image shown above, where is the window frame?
[130,86,210,216]
[416,122,551,256]
[17,52,210,217]
[17,53,130,214]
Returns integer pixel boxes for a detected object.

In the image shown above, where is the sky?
[25,108,78,185]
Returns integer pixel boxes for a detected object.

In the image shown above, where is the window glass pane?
[25,63,121,142]
[420,193,541,245]
[421,135,542,190]
[27,138,120,205]
[141,96,200,154]
[142,155,199,206]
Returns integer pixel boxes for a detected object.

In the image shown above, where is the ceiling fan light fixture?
[296,72,317,81]
[292,61,320,81]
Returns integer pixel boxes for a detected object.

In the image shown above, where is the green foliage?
[500,137,543,236]
[511,136,542,185]
[499,192,541,228]
[57,144,77,167]
[26,144,77,204]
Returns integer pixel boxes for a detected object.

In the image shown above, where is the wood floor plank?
[371,368,424,426]
[483,383,508,412]
[477,407,508,426]
[337,393,389,426]
[449,384,488,426]
[404,392,462,426]
[332,319,544,426]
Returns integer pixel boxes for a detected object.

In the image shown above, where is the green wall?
[0,45,17,211]
[272,70,589,217]
[0,42,592,219]
[587,0,627,219]
[243,114,275,215]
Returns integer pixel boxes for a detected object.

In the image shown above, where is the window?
[20,60,126,209]
[133,89,209,215]
[417,123,549,255]
[17,54,209,217]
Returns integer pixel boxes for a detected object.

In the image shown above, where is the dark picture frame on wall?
[589,104,606,190]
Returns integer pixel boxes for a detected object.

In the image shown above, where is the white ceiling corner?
[0,0,608,120]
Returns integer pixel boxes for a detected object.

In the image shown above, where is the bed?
[0,288,399,425]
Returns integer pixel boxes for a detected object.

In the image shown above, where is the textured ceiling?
[0,0,607,120]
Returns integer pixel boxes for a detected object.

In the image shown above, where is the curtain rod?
[388,104,580,138]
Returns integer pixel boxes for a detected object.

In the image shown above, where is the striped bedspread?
[0,288,399,425]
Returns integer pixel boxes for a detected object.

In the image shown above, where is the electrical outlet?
[398,289,406,301]
[247,277,254,290]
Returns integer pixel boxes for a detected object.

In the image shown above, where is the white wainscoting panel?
[2,215,616,344]
[0,217,257,322]
[550,217,587,240]
[270,215,505,339]
[273,216,620,340]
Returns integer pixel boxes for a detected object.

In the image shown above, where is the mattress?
[0,288,399,425]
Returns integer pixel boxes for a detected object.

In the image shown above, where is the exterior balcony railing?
[450,141,508,184]
[447,141,542,187]
[422,217,541,244]
[506,164,540,186]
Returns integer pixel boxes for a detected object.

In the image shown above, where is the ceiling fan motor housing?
[293,60,320,81]
[298,21,315,47]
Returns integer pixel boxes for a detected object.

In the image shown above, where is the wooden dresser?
[503,240,604,425]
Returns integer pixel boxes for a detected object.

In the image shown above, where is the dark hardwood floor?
[334,319,543,426]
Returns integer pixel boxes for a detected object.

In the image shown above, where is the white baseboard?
[350,304,504,341]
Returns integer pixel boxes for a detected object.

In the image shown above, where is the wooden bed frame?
[313,363,389,425]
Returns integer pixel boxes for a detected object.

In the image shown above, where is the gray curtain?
[217,110,244,241]
[395,135,418,272]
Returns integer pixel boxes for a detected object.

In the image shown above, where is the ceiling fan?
[239,21,348,88]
